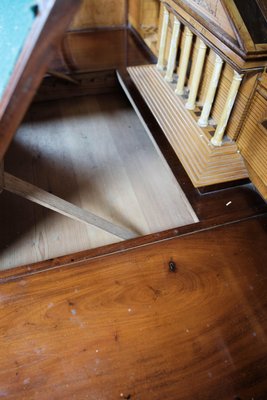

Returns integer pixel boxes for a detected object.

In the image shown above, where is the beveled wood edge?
[220,0,255,52]
[197,178,251,194]
[164,3,261,74]
[170,0,267,55]
[165,0,243,53]
[164,0,267,72]
[221,0,267,52]
[1,214,266,284]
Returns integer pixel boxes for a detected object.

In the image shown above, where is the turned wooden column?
[175,27,193,95]
[185,39,207,110]
[165,17,181,82]
[198,54,224,127]
[157,6,170,71]
[211,70,243,146]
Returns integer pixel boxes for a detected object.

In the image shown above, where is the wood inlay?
[237,80,267,199]
[128,64,248,187]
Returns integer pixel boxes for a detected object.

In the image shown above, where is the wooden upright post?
[157,6,170,71]
[165,17,181,82]
[211,71,243,146]
[175,27,193,96]
[198,54,224,127]
[185,39,207,110]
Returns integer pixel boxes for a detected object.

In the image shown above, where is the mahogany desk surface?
[0,215,266,399]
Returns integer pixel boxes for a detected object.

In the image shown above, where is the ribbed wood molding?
[128,65,248,187]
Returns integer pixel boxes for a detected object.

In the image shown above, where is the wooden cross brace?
[0,165,137,240]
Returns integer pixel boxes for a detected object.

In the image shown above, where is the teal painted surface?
[0,1,36,99]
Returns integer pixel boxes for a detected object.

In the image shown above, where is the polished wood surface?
[5,27,266,274]
[0,16,266,398]
[0,216,266,399]
[49,29,155,74]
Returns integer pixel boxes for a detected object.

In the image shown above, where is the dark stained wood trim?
[197,179,251,194]
[67,25,128,34]
[1,209,266,283]
[166,0,244,54]
[34,70,119,102]
[164,3,266,74]
[48,28,155,74]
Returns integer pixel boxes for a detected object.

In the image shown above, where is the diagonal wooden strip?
[3,172,137,240]
[47,70,80,85]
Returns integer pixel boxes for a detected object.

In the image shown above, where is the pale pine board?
[0,92,197,270]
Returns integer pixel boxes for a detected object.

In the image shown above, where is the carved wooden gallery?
[0,0,266,398]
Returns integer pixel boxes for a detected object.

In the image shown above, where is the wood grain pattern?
[0,216,266,399]
[128,0,160,55]
[185,0,236,39]
[182,35,259,140]
[237,76,267,199]
[35,71,119,102]
[223,0,267,52]
[127,65,248,187]
[245,161,267,201]
[70,0,126,30]
[3,172,137,240]
[0,92,197,270]
[129,0,160,34]
[165,0,267,70]
[49,29,154,74]
[156,5,262,139]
